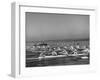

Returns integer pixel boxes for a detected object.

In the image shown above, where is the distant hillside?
[26,39,89,48]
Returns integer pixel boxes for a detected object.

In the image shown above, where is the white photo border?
[11,2,96,78]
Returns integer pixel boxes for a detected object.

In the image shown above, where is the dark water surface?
[26,55,89,67]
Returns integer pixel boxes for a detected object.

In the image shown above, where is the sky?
[26,12,89,42]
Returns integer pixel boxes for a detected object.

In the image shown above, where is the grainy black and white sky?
[26,12,89,42]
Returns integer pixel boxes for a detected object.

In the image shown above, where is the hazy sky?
[26,12,89,42]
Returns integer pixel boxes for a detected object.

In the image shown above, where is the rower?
[39,52,46,57]
[75,43,80,49]
[61,49,68,55]
[51,51,57,56]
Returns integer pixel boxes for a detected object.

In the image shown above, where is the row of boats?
[26,43,89,60]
